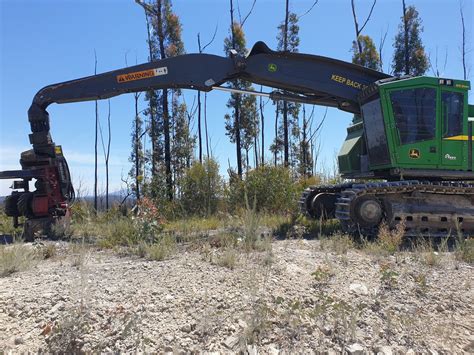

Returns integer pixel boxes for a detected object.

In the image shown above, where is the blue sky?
[0,0,472,196]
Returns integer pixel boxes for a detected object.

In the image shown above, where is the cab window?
[442,91,463,137]
[390,88,437,144]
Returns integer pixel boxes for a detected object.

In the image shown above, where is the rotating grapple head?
[1,146,73,241]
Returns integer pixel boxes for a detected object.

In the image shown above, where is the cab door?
[388,87,439,167]
[440,90,465,168]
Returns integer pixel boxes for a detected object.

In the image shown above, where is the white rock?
[223,334,239,349]
[374,345,393,355]
[247,344,258,355]
[267,345,279,355]
[346,343,365,355]
[349,283,369,296]
[180,324,192,333]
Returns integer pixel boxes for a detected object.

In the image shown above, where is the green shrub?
[228,165,297,213]
[180,158,224,216]
[144,235,177,261]
[0,212,23,237]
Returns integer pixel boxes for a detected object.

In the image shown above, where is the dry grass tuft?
[377,222,405,254]
[144,235,177,261]
[320,234,354,255]
[0,243,39,277]
[215,248,239,269]
[454,237,474,264]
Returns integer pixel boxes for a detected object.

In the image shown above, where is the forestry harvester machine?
[1,42,473,240]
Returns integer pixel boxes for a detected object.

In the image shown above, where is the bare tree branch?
[378,25,389,71]
[351,0,377,55]
[460,0,468,80]
[240,0,256,27]
[298,0,319,20]
[359,0,377,34]
[200,23,219,53]
[135,0,156,15]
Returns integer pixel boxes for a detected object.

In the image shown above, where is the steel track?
[300,181,474,237]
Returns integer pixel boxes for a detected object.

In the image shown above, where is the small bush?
[413,239,442,267]
[0,244,39,277]
[96,197,164,248]
[180,158,224,216]
[311,265,334,286]
[320,234,354,255]
[42,244,57,259]
[69,242,89,269]
[380,262,398,288]
[454,237,474,264]
[228,165,298,214]
[0,212,23,238]
[377,222,405,254]
[215,247,239,269]
[144,235,177,261]
[50,220,73,239]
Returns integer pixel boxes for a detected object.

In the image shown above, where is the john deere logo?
[409,149,421,159]
[268,63,277,72]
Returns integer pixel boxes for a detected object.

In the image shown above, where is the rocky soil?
[0,238,473,354]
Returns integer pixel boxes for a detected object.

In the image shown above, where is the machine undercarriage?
[300,181,474,237]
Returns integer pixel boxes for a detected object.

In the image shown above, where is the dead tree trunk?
[197,34,203,163]
[105,100,111,209]
[134,93,141,201]
[156,0,173,201]
[282,0,289,167]
[402,0,410,75]
[230,0,243,177]
[460,2,467,80]
[351,0,377,56]
[94,50,98,213]
[259,87,265,166]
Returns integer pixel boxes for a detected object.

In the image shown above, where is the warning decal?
[117,67,168,83]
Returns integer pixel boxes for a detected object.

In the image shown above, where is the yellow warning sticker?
[117,67,168,83]
[330,74,366,90]
[55,145,63,155]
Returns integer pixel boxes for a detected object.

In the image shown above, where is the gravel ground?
[0,238,473,354]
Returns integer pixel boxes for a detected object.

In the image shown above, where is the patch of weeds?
[259,238,274,267]
[331,300,361,346]
[46,308,90,353]
[164,216,223,235]
[144,235,177,261]
[377,222,405,254]
[50,221,73,239]
[380,262,398,289]
[454,236,474,264]
[239,192,262,251]
[311,264,334,287]
[0,243,39,277]
[259,213,292,231]
[69,241,89,269]
[413,272,428,296]
[320,233,354,255]
[47,240,91,354]
[209,232,237,249]
[42,243,58,260]
[215,247,239,269]
[298,215,341,238]
[413,239,442,267]
[0,213,24,238]
[240,299,272,347]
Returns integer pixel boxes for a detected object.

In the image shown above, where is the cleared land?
[1,235,473,353]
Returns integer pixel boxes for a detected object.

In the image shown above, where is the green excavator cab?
[339,76,472,180]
